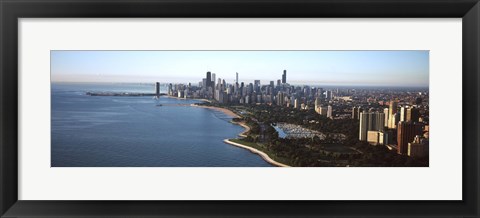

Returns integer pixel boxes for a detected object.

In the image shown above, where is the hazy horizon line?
[51,81,429,89]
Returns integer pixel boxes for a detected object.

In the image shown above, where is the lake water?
[51,83,272,167]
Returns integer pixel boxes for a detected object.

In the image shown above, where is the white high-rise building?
[383,108,389,127]
[400,106,408,122]
[388,101,398,129]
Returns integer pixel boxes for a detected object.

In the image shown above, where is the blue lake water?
[51,83,272,167]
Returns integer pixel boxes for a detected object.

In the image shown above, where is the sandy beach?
[191,104,240,118]
[224,139,290,167]
[190,103,289,167]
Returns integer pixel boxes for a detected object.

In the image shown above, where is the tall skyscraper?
[388,101,398,129]
[400,106,408,122]
[282,70,287,84]
[206,71,212,88]
[397,121,424,155]
[383,108,389,127]
[236,72,238,83]
[254,80,261,93]
[359,112,385,141]
[212,73,216,88]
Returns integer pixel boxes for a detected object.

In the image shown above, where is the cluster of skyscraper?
[355,100,429,158]
[164,70,429,159]
[167,70,337,114]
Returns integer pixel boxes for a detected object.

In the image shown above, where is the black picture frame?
[1,0,479,217]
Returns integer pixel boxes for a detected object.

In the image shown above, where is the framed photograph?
[1,0,479,217]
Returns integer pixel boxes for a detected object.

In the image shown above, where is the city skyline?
[51,51,429,87]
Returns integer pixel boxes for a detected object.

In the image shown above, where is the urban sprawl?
[161,70,429,166]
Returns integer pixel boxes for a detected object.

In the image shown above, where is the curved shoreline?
[191,104,240,118]
[188,103,290,167]
[223,139,290,167]
[231,121,250,137]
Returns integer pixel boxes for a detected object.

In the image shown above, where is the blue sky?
[51,51,429,87]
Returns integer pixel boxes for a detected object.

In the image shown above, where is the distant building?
[327,105,333,119]
[397,121,424,155]
[383,108,389,127]
[276,92,284,106]
[388,101,398,129]
[282,70,287,84]
[352,106,359,120]
[326,90,332,101]
[155,82,160,96]
[315,97,321,111]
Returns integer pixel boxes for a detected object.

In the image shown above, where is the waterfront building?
[408,135,429,158]
[155,82,160,96]
[168,83,173,96]
[397,121,424,155]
